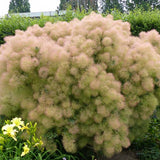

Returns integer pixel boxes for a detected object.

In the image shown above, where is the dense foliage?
[1,13,160,157]
[0,15,55,45]
[8,0,30,13]
[99,0,125,13]
[126,0,160,11]
[110,8,160,36]
[131,115,160,160]
[59,0,98,11]
[99,0,160,13]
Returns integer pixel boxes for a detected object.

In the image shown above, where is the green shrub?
[0,15,56,45]
[110,8,160,36]
[1,12,160,157]
[0,15,33,44]
[131,116,160,160]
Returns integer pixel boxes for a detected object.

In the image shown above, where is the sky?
[0,0,60,17]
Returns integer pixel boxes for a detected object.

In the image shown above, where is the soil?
[97,150,138,160]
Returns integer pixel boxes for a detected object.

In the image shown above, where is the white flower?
[11,117,24,129]
[2,124,17,141]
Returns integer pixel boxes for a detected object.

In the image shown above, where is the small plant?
[0,117,43,159]
[0,117,93,160]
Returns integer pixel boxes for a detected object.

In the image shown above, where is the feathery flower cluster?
[1,12,160,157]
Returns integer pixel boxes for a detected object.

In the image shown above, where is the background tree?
[59,0,98,11]
[99,0,126,13]
[59,0,69,10]
[8,0,30,13]
[125,0,160,11]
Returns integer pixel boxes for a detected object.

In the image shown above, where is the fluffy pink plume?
[0,12,160,157]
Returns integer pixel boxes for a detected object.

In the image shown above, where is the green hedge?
[1,8,160,45]
[111,8,160,36]
[0,15,55,44]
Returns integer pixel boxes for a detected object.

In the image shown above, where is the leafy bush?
[1,12,160,157]
[0,15,56,45]
[110,8,160,36]
[0,15,32,44]
[131,116,160,160]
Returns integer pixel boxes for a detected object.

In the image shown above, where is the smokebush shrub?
[1,13,160,157]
